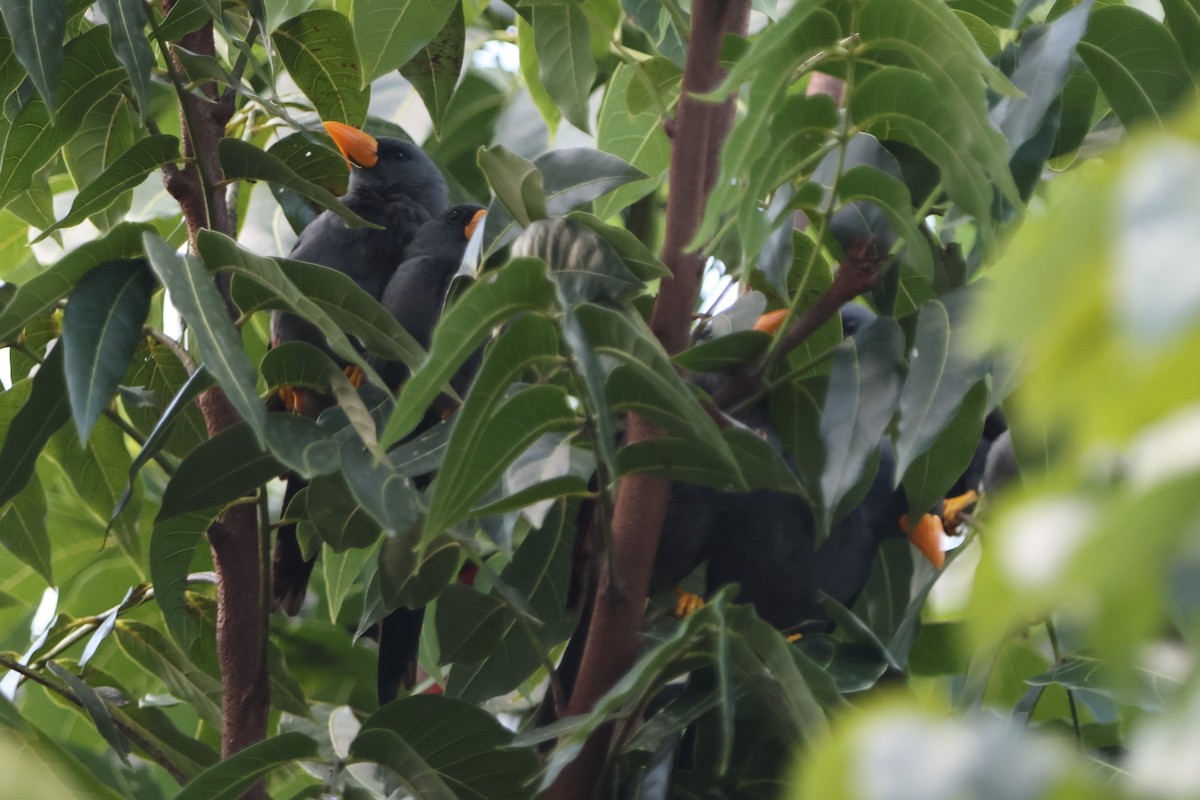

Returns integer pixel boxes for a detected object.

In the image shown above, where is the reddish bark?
[545,2,751,796]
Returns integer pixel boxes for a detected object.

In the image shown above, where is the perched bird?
[370,204,488,704]
[272,122,449,616]
[374,203,487,390]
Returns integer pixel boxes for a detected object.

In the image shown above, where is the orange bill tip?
[754,308,789,335]
[900,513,946,570]
[323,120,378,168]
[465,208,486,240]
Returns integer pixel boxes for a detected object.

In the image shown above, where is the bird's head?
[406,203,487,257]
[323,121,448,216]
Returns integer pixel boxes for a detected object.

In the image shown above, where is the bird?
[271,122,449,616]
[373,203,487,391]
[369,204,488,704]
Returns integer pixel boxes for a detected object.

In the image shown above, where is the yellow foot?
[278,386,304,414]
[942,490,978,529]
[900,513,946,570]
[343,365,365,388]
[673,587,704,619]
[786,632,803,643]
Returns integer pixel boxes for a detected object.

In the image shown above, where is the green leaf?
[273,10,368,126]
[337,436,420,534]
[672,331,770,373]
[218,138,377,229]
[61,93,138,232]
[264,413,340,479]
[511,217,643,306]
[434,584,512,665]
[267,132,347,195]
[352,0,458,82]
[0,26,125,206]
[902,381,988,519]
[44,416,143,558]
[836,165,933,278]
[565,211,670,283]
[0,472,51,584]
[159,422,280,520]
[356,695,539,800]
[174,732,320,800]
[40,135,180,238]
[143,231,267,446]
[516,14,559,134]
[150,509,213,648]
[156,0,214,40]
[198,230,385,386]
[349,729,458,800]
[478,144,547,227]
[400,2,464,139]
[533,3,595,132]
[232,256,425,368]
[593,62,671,220]
[97,0,153,116]
[426,334,578,538]
[115,620,223,728]
[1162,0,1200,75]
[323,543,374,623]
[0,343,71,509]
[62,259,154,440]
[1078,5,1194,128]
[380,258,557,448]
[0,0,64,115]
[819,318,905,521]
[304,473,381,551]
[259,342,376,451]
[894,299,982,477]
[46,662,130,762]
[0,222,150,344]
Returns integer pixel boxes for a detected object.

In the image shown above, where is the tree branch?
[545,2,751,796]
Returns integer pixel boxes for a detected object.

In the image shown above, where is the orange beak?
[900,513,946,570]
[323,120,378,168]
[754,309,788,335]
[464,209,486,240]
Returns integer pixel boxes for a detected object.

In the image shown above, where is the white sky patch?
[1127,402,1200,488]
[998,497,1094,590]
[0,587,59,700]
[700,257,736,316]
[472,38,520,73]
[0,347,10,389]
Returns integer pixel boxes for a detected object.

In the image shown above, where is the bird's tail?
[272,473,315,615]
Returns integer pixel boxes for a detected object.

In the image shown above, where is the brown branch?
[545,2,751,797]
[155,4,268,794]
[712,237,887,410]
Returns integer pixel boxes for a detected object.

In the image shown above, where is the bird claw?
[278,386,304,414]
[785,632,803,643]
[942,490,978,530]
[673,587,704,619]
[343,365,365,388]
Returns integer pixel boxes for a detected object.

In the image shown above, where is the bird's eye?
[396,151,408,162]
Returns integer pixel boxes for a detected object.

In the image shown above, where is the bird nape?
[270,122,449,619]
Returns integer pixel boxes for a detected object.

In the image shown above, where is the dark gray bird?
[373,203,487,391]
[272,122,448,616]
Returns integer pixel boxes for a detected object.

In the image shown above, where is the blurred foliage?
[0,0,1196,797]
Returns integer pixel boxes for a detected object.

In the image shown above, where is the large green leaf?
[143,232,267,446]
[62,259,155,440]
[304,473,381,551]
[819,318,905,522]
[197,230,384,386]
[1162,0,1200,75]
[0,391,51,582]
[0,223,149,345]
[380,257,557,448]
[40,136,180,238]
[0,343,71,509]
[835,165,933,277]
[0,26,124,207]
[425,318,578,539]
[1078,5,1194,128]
[478,145,546,228]
[97,0,153,115]
[174,732,320,800]
[400,2,464,139]
[337,436,420,535]
[533,3,594,132]
[352,0,458,82]
[894,299,982,477]
[902,381,988,519]
[593,62,672,220]
[115,620,223,728]
[150,509,213,648]
[350,729,458,800]
[273,10,368,126]
[218,138,375,229]
[158,422,281,521]
[61,93,138,232]
[356,695,539,800]
[0,0,64,114]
